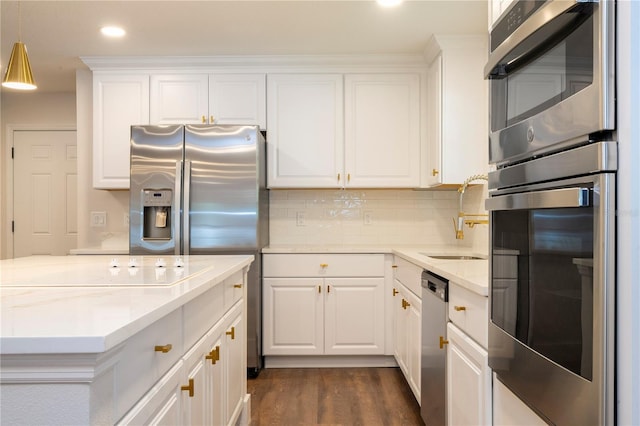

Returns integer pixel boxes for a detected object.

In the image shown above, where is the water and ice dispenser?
[142,189,172,240]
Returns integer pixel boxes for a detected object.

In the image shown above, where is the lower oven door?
[486,172,615,425]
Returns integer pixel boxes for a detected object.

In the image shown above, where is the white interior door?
[13,130,77,257]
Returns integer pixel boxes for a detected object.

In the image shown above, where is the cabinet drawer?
[449,283,488,348]
[115,308,183,419]
[184,283,224,351]
[392,256,422,297]
[263,254,384,277]
[223,270,244,312]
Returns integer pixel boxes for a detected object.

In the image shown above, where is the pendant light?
[2,2,37,90]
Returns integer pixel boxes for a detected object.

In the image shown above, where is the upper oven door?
[486,0,615,166]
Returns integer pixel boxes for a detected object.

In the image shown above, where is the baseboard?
[263,355,398,368]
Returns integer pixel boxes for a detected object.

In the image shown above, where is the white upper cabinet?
[267,74,344,188]
[150,73,266,128]
[423,35,488,187]
[489,0,516,29]
[93,73,149,189]
[344,74,420,188]
[267,73,421,189]
[150,74,209,124]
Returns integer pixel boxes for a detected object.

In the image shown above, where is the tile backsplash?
[269,187,488,253]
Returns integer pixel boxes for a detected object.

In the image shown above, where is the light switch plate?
[90,211,107,227]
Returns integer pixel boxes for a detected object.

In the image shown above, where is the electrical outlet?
[124,213,129,227]
[364,211,373,225]
[90,211,107,227]
[296,211,306,226]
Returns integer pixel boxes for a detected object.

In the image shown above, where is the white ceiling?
[1,0,487,93]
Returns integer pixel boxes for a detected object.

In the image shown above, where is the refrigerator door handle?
[183,160,191,255]
[174,161,183,256]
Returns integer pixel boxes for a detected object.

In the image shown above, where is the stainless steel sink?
[419,253,486,260]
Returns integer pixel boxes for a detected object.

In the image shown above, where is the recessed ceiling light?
[101,26,126,38]
[377,0,403,7]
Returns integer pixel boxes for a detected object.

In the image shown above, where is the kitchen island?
[0,254,254,425]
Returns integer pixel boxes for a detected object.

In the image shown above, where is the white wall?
[76,70,129,250]
[0,91,76,259]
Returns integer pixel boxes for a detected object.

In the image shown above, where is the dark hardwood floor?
[247,367,424,426]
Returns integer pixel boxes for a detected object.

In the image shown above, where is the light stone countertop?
[263,245,489,296]
[0,255,253,355]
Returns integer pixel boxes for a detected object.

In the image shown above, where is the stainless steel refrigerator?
[129,124,268,376]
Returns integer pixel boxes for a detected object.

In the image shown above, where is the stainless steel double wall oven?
[485,1,616,424]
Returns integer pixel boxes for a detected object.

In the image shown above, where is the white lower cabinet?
[263,254,385,356]
[391,256,423,402]
[446,322,491,426]
[392,281,421,402]
[119,302,244,426]
[446,282,490,426]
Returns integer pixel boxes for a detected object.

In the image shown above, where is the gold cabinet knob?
[205,346,220,364]
[432,169,439,176]
[454,305,466,311]
[181,378,195,397]
[201,115,206,124]
[226,326,236,340]
[393,288,399,296]
[439,336,449,349]
[233,284,243,289]
[320,263,329,268]
[154,344,172,353]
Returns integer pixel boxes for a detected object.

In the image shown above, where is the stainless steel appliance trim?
[183,159,191,256]
[486,187,590,210]
[174,160,183,256]
[488,141,618,190]
[485,0,579,77]
[488,0,615,166]
[488,170,616,425]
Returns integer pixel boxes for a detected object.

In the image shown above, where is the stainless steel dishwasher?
[420,270,448,426]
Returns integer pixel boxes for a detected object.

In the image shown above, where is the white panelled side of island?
[0,255,253,426]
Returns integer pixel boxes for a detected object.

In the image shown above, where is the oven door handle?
[485,0,589,78]
[486,187,590,211]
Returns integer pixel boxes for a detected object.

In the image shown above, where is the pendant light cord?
[18,1,22,42]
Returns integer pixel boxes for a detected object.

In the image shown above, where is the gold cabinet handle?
[181,378,195,397]
[405,299,411,309]
[318,285,322,294]
[205,346,220,364]
[454,305,467,311]
[210,115,214,124]
[401,299,408,309]
[391,265,398,269]
[432,169,439,176]
[320,263,328,268]
[233,284,243,289]
[226,326,236,340]
[201,115,206,124]
[347,173,351,183]
[439,336,449,349]
[154,344,172,353]
[327,285,331,293]
[393,288,399,296]
[337,173,341,182]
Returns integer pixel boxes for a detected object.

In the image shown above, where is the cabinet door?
[393,281,409,374]
[263,278,324,355]
[116,362,183,426]
[182,335,211,426]
[344,74,420,188]
[266,74,344,188]
[150,74,209,124]
[425,54,443,187]
[406,289,422,401]
[224,304,245,426]
[209,74,266,129]
[93,73,149,189]
[206,335,225,426]
[447,322,491,426]
[324,277,385,355]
